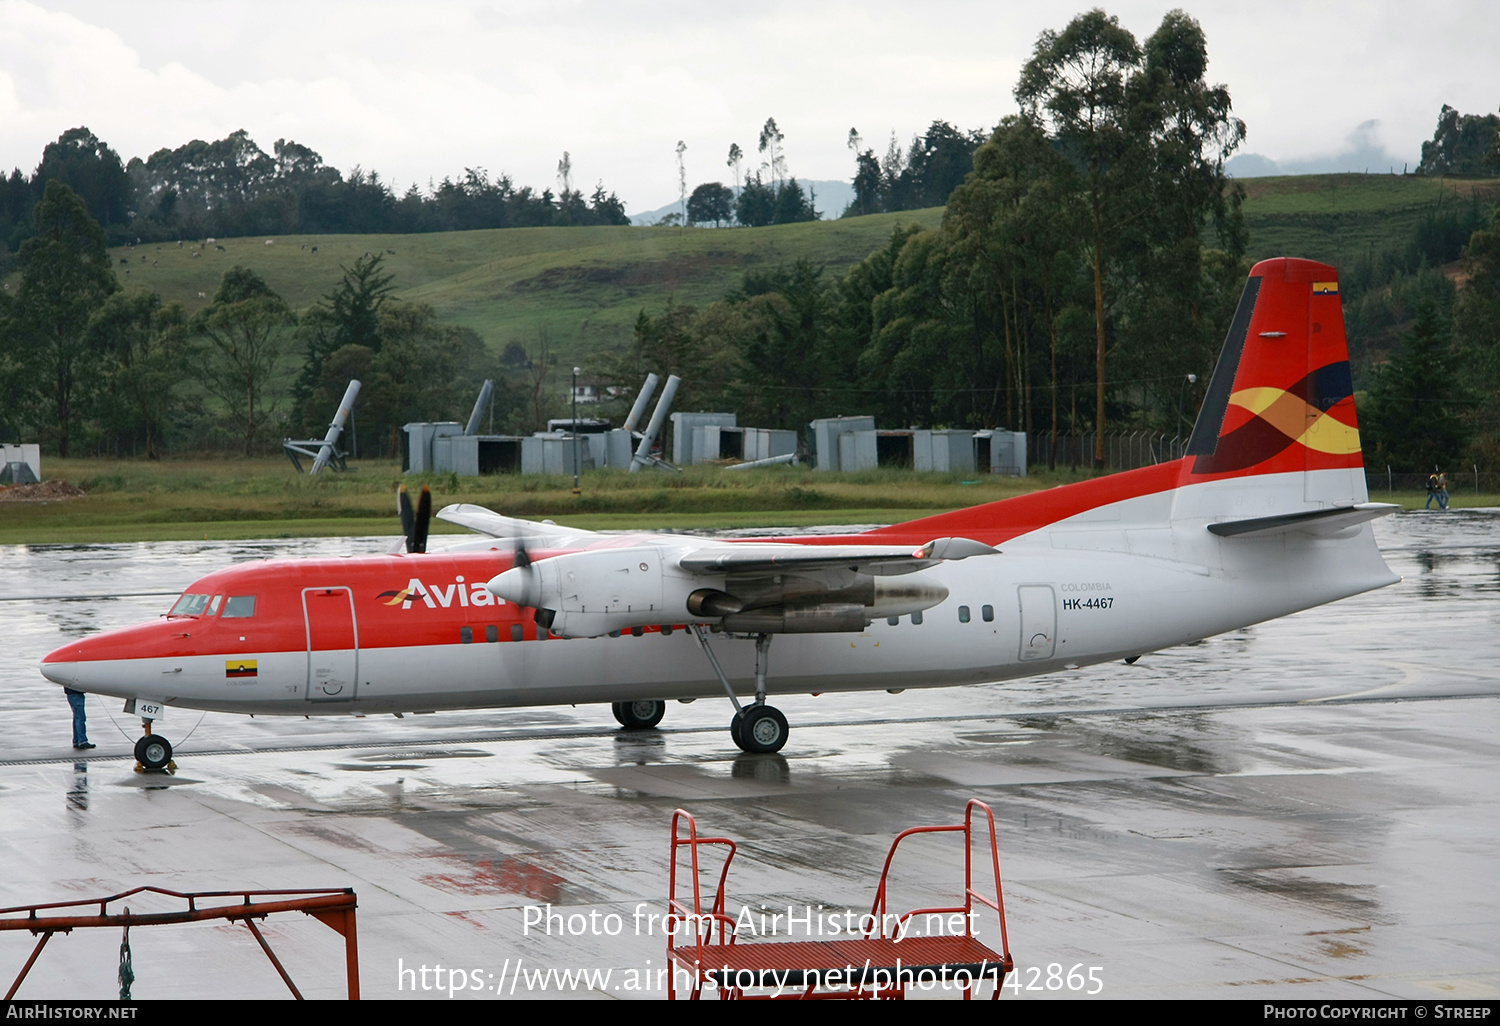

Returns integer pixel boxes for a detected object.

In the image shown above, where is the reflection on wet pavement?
[0,513,1496,998]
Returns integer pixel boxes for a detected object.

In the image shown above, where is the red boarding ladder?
[667,799,1013,1000]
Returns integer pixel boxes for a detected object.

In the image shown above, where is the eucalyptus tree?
[192,266,296,455]
[84,291,190,459]
[1015,9,1141,464]
[758,119,787,191]
[1016,8,1243,461]
[12,181,119,456]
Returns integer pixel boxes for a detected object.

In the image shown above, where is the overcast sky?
[3,0,1497,214]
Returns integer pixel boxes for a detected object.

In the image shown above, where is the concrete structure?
[671,413,796,467]
[670,413,737,466]
[913,429,976,473]
[402,422,465,474]
[520,434,594,476]
[810,416,876,471]
[0,443,40,484]
[811,417,1026,476]
[975,430,1028,476]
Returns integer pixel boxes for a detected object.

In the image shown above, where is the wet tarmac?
[1,511,1497,999]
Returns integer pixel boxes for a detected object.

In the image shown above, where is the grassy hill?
[50,172,1499,374]
[93,209,944,367]
[1237,173,1499,268]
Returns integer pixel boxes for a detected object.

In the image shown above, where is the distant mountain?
[629,179,857,226]
[1226,120,1416,177]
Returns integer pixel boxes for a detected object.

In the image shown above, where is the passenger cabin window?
[221,596,257,618]
[982,604,994,622]
[887,616,899,626]
[912,611,924,625]
[959,605,971,623]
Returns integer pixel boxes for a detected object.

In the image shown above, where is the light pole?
[1174,373,1198,458]
[572,366,581,498]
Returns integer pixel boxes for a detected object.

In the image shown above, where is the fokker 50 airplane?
[43,258,1399,768]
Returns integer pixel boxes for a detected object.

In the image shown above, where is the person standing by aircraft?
[65,687,94,749]
[1437,472,1450,509]
[1426,471,1443,509]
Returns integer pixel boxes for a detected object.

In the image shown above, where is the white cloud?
[3,0,1497,208]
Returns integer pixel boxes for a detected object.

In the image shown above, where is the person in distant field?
[65,687,94,749]
[1426,471,1443,509]
[1437,472,1450,510]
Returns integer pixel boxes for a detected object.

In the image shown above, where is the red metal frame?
[667,799,1013,1000]
[0,887,359,1000]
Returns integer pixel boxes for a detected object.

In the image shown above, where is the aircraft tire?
[730,713,744,751]
[134,734,173,771]
[738,705,788,755]
[614,700,665,730]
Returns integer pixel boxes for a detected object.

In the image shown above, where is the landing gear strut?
[694,627,789,754]
[612,700,666,730]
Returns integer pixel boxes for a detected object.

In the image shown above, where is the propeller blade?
[413,485,432,554]
[398,485,416,553]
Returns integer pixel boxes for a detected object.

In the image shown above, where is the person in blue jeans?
[65,688,94,749]
[1426,472,1443,509]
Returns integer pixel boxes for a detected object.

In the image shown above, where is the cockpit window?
[207,595,223,616]
[169,593,212,617]
[222,596,257,618]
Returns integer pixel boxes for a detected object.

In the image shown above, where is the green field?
[3,459,1493,545]
[94,209,944,367]
[1237,173,1499,268]
[0,458,1048,544]
[71,173,1496,377]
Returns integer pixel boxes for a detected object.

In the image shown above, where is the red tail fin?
[1182,257,1362,482]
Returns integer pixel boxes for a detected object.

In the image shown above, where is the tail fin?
[1181,257,1366,504]
[860,257,1371,547]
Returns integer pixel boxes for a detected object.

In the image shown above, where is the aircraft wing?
[435,503,606,549]
[677,536,998,576]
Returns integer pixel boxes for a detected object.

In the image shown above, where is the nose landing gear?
[133,722,175,773]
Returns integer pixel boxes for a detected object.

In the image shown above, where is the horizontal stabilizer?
[1207,503,1398,538]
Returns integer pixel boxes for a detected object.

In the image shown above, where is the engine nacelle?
[487,547,715,638]
[486,548,952,638]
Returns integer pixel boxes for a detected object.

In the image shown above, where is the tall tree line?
[0,128,629,264]
[0,181,529,458]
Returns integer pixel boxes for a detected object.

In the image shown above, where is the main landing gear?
[693,627,789,755]
[612,700,666,730]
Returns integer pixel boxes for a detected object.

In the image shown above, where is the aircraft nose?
[40,643,79,686]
